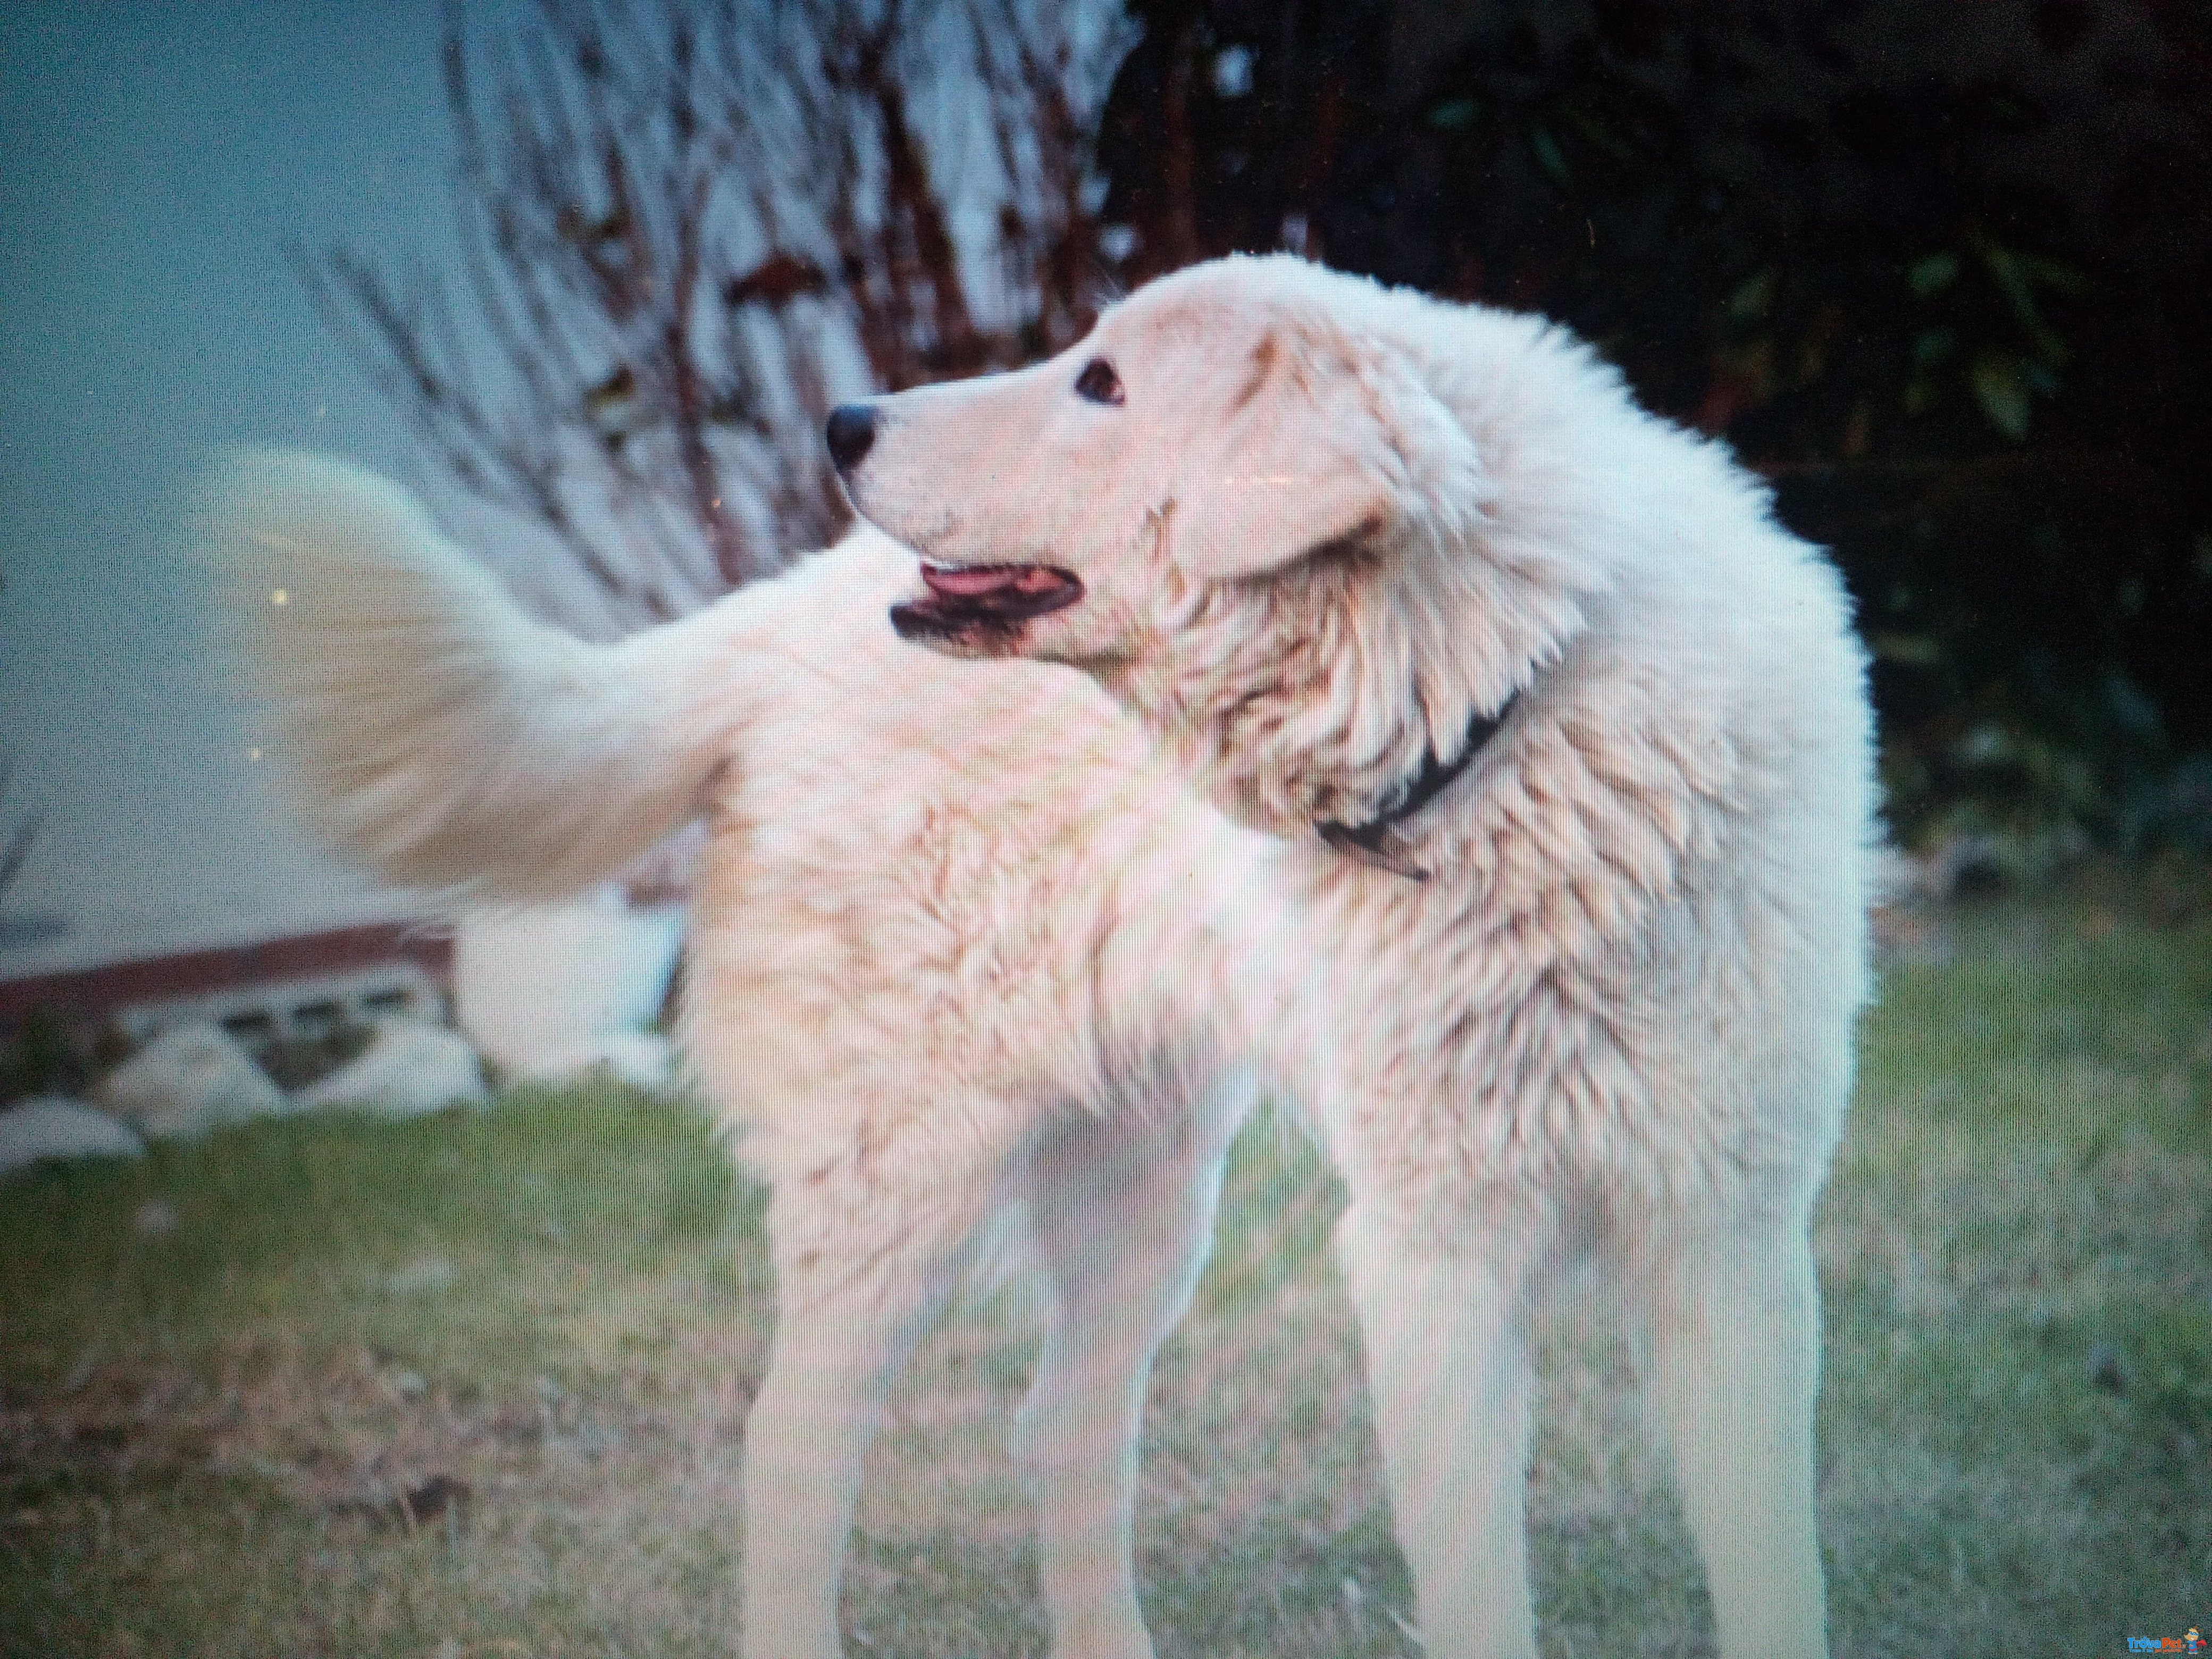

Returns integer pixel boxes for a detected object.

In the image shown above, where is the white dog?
[212,454,1305,1659]
[839,254,1876,1659]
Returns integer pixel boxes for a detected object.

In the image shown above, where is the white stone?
[0,1097,145,1174]
[517,1029,676,1093]
[95,1022,287,1139]
[455,892,684,1077]
[295,1017,488,1118]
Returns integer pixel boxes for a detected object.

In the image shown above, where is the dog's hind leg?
[1335,1200,1545,1659]
[1632,1213,1828,1659]
[738,1199,970,1659]
[1015,1079,1250,1659]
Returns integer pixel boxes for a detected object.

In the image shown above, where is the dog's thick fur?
[845,255,1877,1659]
[212,454,1303,1659]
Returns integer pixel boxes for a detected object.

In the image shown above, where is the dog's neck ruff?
[1314,694,1518,882]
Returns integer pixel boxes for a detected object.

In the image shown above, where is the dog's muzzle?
[890,563,1085,641]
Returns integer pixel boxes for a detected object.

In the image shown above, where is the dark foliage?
[1096,0,2212,852]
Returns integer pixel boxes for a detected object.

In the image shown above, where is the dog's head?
[838,256,1610,834]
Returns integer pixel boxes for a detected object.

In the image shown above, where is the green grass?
[1811,879,2212,1653]
[3,871,2208,1656]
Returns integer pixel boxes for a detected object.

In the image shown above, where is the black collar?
[1314,693,1518,881]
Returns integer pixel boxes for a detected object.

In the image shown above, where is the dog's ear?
[1170,333,1394,583]
[1171,330,1475,584]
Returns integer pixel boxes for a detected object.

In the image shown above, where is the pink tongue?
[922,563,1028,598]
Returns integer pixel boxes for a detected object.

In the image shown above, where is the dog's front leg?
[1015,1086,1247,1659]
[1336,1199,1544,1659]
[739,1203,965,1659]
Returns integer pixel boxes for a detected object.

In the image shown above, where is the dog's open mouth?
[890,562,1084,641]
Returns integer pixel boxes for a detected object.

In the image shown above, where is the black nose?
[826,403,876,473]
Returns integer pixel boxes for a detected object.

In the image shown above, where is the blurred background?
[4,0,2209,977]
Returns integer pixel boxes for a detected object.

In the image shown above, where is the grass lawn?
[3,871,2208,1656]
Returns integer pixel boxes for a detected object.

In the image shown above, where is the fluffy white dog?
[839,254,1876,1659]
[212,454,1301,1659]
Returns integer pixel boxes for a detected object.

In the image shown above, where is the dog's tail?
[206,450,743,900]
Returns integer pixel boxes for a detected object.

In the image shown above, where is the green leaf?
[1561,102,1637,165]
[2018,252,2088,296]
[1908,252,1960,299]
[1528,124,1572,188]
[1978,237,2052,340]
[1971,349,2033,441]
[1725,267,1775,328]
[1912,326,1958,368]
[1871,632,1945,667]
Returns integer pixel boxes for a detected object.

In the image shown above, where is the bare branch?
[0,763,38,902]
[312,0,1130,630]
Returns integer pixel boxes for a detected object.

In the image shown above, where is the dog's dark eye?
[1074,358,1124,406]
